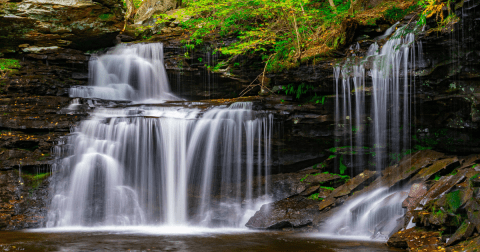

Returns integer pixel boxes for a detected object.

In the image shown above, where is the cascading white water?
[328,25,422,239]
[50,42,274,228]
[70,43,177,102]
[335,25,420,173]
[320,188,408,240]
[48,105,272,227]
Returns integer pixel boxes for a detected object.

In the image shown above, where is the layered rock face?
[0,55,90,229]
[0,0,125,229]
[0,0,125,54]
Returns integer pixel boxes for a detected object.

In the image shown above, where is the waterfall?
[322,188,408,240]
[325,25,422,239]
[69,43,178,102]
[49,42,274,228]
[48,104,273,227]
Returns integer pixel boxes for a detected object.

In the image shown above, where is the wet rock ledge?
[0,0,128,229]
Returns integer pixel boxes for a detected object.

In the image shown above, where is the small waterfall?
[47,104,273,227]
[323,188,408,240]
[327,25,422,239]
[70,43,177,102]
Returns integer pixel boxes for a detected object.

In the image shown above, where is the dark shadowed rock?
[0,170,50,230]
[303,173,340,185]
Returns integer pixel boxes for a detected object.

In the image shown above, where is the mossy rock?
[446,220,475,246]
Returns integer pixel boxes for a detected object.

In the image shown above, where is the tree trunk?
[328,0,337,11]
[125,0,136,23]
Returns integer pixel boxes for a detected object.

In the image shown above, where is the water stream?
[326,25,422,239]
[50,43,273,228]
[52,29,420,241]
[69,43,177,102]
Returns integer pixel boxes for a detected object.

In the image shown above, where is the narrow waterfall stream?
[48,43,273,228]
[322,25,423,239]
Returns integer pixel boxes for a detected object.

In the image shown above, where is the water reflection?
[0,231,404,251]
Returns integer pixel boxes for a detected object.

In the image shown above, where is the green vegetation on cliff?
[154,0,418,73]
[0,58,20,78]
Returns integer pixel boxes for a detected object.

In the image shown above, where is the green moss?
[383,5,417,23]
[470,173,480,181]
[0,58,20,74]
[323,171,350,183]
[320,186,334,191]
[449,169,458,176]
[99,13,114,21]
[300,174,309,182]
[406,166,417,174]
[308,193,324,201]
[457,220,469,233]
[446,190,462,213]
[339,155,347,175]
[433,209,445,219]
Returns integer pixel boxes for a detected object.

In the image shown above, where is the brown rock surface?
[0,0,125,52]
[387,228,442,251]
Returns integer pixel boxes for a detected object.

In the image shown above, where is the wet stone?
[245,195,319,229]
[446,220,476,246]
[299,185,319,196]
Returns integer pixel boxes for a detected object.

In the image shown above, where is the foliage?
[99,13,114,20]
[0,58,20,78]
[417,0,457,27]
[445,190,462,213]
[310,94,326,104]
[282,83,315,100]
[320,186,334,191]
[339,155,347,175]
[300,174,309,182]
[156,0,355,73]
[18,171,51,190]
[383,5,418,22]
[122,0,143,9]
[322,171,350,182]
[308,193,324,201]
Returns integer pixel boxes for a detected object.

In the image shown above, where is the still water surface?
[0,228,404,251]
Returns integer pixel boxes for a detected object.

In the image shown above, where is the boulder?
[387,228,441,251]
[446,235,480,252]
[245,195,319,229]
[446,220,476,246]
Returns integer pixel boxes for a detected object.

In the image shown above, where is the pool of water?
[0,228,404,251]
